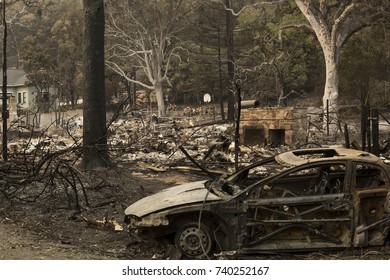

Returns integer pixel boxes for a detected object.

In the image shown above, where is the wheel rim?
[177,225,211,257]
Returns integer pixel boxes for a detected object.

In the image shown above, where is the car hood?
[125,180,222,217]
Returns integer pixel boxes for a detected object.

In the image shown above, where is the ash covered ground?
[1,107,390,260]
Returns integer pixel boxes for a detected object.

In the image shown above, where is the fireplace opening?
[269,129,285,146]
[243,127,265,146]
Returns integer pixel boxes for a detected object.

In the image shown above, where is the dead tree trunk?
[81,0,110,169]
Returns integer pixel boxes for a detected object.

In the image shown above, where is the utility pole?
[1,0,7,161]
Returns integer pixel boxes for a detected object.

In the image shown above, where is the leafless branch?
[212,0,287,17]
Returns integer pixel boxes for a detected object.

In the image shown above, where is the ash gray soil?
[1,164,390,260]
[0,164,205,260]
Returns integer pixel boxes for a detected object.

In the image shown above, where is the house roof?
[0,69,29,87]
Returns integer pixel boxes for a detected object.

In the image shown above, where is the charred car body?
[124,148,390,257]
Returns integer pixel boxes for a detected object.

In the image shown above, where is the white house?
[0,69,57,124]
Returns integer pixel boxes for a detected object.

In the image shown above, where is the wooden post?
[371,108,379,156]
[344,123,350,149]
[367,104,371,153]
[326,99,329,136]
[234,83,241,172]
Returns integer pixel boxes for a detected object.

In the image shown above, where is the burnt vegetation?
[0,0,390,260]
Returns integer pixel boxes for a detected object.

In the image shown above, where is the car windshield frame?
[207,156,289,198]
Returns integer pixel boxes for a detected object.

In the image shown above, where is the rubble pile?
[5,108,390,178]
[4,110,291,177]
[106,113,289,174]
[108,115,235,171]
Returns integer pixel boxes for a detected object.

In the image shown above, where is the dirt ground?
[0,164,207,260]
[1,162,390,260]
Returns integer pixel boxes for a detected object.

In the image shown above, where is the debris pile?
[107,112,288,175]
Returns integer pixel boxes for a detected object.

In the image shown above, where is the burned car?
[124,148,390,258]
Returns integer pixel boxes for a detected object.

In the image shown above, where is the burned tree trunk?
[81,0,110,169]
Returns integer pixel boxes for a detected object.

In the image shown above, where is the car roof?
[275,147,381,167]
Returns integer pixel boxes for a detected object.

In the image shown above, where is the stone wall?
[240,107,308,146]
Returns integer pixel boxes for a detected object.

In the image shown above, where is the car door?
[240,161,353,253]
[351,161,390,247]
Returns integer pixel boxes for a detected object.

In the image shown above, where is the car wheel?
[174,222,213,258]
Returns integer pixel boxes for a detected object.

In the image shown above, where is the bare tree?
[293,0,388,130]
[213,0,288,116]
[105,0,193,117]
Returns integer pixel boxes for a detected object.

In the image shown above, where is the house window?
[18,92,22,104]
[23,92,26,104]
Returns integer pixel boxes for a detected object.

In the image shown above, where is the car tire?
[174,222,214,258]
